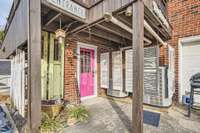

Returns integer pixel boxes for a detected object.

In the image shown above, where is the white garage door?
[181,41,200,103]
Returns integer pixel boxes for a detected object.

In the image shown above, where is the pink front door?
[80,48,94,97]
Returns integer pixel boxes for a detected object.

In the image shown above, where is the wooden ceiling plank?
[76,32,122,48]
[84,27,126,44]
[115,15,132,28]
[45,13,62,26]
[76,36,115,50]
[97,22,132,40]
[41,0,86,23]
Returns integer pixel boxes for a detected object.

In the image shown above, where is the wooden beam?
[132,1,144,133]
[75,32,118,50]
[28,0,41,132]
[116,15,132,28]
[76,36,116,50]
[45,13,61,26]
[69,18,105,35]
[103,15,152,45]
[62,21,78,31]
[108,12,166,45]
[76,32,121,48]
[144,20,167,45]
[107,15,132,33]
[84,27,128,44]
[97,23,132,40]
[41,0,86,23]
[144,6,171,40]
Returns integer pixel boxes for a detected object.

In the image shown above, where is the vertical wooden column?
[132,0,144,133]
[61,38,65,99]
[27,0,41,132]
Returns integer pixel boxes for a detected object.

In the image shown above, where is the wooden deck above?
[40,0,171,41]
[1,0,171,58]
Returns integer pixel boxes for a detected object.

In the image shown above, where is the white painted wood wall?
[11,50,26,116]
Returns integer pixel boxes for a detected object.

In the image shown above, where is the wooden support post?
[132,0,144,133]
[27,0,41,132]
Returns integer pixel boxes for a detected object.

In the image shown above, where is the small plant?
[67,105,89,122]
[40,112,63,133]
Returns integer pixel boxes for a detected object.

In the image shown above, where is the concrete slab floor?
[63,97,200,133]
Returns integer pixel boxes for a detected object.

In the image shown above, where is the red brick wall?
[159,45,168,66]
[64,39,80,104]
[167,0,200,101]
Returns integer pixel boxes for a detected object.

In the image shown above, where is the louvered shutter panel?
[100,53,109,88]
[143,46,160,105]
[125,49,133,92]
[112,51,123,91]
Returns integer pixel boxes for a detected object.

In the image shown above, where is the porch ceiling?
[78,23,132,46]
[41,4,85,33]
[113,5,171,41]
[41,2,170,49]
[69,10,156,48]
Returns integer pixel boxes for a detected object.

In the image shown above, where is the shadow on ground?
[108,99,132,132]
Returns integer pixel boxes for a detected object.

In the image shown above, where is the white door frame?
[179,35,200,103]
[77,42,98,101]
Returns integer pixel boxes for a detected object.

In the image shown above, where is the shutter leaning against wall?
[143,46,160,106]
[125,49,134,93]
[168,45,175,98]
[107,50,128,97]
[100,52,109,89]
[112,51,123,91]
[11,50,26,116]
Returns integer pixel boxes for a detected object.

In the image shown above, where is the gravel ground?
[63,97,200,133]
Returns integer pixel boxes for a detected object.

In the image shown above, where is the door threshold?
[81,95,97,101]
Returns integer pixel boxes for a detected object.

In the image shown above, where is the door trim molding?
[178,35,200,103]
[77,42,98,101]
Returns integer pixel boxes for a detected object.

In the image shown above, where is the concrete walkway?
[63,97,200,133]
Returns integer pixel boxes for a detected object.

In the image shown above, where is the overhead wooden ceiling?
[72,0,103,8]
[113,5,171,41]
[41,4,85,33]
[41,1,171,49]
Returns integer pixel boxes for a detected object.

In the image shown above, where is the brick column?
[64,39,80,104]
